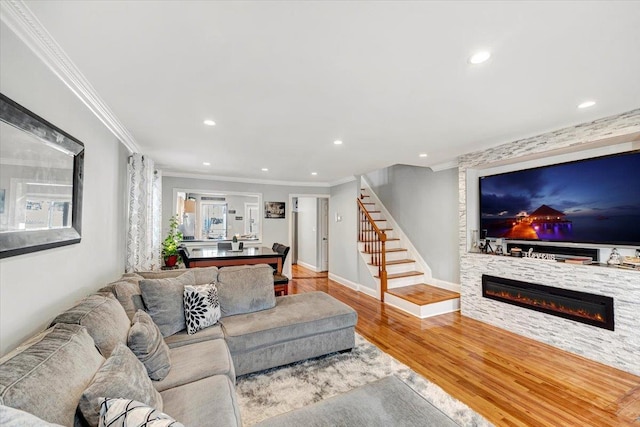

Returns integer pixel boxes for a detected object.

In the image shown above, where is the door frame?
[287,193,330,278]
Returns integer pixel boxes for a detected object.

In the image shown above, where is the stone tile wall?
[458,109,640,375]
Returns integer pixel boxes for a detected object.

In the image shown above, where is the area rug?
[236,334,493,426]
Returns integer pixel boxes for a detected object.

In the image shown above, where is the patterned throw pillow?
[98,398,183,427]
[183,283,221,335]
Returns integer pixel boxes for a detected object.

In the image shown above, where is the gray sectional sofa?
[0,264,357,426]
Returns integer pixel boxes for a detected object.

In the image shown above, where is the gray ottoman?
[220,292,357,376]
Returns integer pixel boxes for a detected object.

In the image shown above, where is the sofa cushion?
[0,405,64,427]
[51,292,130,357]
[220,292,357,353]
[79,343,163,427]
[161,375,241,427]
[164,324,224,348]
[98,398,183,427]
[217,264,276,317]
[128,310,172,380]
[113,280,146,320]
[139,271,196,337]
[153,339,235,392]
[184,283,221,334]
[139,266,218,285]
[0,324,104,426]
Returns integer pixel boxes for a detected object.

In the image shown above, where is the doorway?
[289,195,329,279]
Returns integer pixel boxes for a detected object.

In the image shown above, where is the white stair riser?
[384,275,425,288]
[367,262,416,276]
[358,239,402,251]
[384,294,460,318]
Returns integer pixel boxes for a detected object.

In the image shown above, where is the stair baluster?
[357,198,387,302]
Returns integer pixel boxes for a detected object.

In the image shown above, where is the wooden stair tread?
[362,248,407,254]
[369,259,415,266]
[376,271,423,280]
[366,210,381,213]
[361,218,386,222]
[361,202,375,205]
[359,237,400,243]
[386,284,460,305]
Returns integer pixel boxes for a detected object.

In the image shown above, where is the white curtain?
[126,153,162,272]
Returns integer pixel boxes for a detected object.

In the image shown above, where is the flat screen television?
[479,150,640,246]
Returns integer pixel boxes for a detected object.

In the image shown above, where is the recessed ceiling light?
[203,162,211,166]
[333,140,343,145]
[261,168,269,172]
[311,172,318,176]
[203,119,216,126]
[419,153,428,158]
[469,51,491,65]
[578,100,596,109]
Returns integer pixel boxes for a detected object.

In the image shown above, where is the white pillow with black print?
[183,283,221,335]
[98,398,183,427]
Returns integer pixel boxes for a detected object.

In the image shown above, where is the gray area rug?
[236,334,493,426]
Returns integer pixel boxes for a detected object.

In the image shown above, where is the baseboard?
[328,273,358,290]
[297,260,318,272]
[328,273,380,299]
[428,278,461,293]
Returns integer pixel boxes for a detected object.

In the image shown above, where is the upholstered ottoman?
[220,291,357,376]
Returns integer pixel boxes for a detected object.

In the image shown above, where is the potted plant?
[231,234,240,251]
[162,214,183,267]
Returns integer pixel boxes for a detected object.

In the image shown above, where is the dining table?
[181,245,283,273]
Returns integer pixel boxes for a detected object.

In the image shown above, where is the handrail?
[357,198,388,302]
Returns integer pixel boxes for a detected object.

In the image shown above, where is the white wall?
[328,180,359,284]
[0,22,129,356]
[296,197,318,269]
[365,165,460,283]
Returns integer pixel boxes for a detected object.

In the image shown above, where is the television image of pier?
[480,152,640,245]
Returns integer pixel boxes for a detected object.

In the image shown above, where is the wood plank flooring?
[289,265,640,426]
[386,283,459,305]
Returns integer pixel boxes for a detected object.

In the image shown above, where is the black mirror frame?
[0,93,84,258]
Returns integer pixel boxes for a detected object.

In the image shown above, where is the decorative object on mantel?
[469,230,481,253]
[510,247,522,257]
[606,248,622,265]
[162,215,183,267]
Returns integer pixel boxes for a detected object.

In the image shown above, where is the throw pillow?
[128,310,172,380]
[98,398,184,427]
[79,343,163,426]
[139,271,196,337]
[183,283,221,335]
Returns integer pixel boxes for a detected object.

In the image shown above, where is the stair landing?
[384,284,460,319]
[387,284,459,305]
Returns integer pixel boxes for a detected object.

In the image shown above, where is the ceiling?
[16,1,640,184]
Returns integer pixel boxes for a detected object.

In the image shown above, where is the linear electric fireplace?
[482,275,614,330]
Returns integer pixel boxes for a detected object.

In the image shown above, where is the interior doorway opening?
[289,195,329,279]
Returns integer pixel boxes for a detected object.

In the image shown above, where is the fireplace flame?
[486,290,605,323]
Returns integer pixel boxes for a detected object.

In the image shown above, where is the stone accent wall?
[458,109,640,375]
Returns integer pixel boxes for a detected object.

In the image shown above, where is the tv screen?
[479,150,640,246]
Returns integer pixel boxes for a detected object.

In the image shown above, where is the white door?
[318,198,329,271]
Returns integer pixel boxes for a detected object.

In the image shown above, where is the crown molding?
[162,170,333,188]
[328,175,357,187]
[0,0,140,153]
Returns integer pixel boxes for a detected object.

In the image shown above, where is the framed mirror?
[173,189,262,243]
[0,93,84,258]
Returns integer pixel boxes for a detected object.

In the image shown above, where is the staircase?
[358,188,460,318]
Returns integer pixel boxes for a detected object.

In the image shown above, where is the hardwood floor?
[289,265,640,426]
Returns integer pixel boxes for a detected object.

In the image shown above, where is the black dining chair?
[271,243,290,295]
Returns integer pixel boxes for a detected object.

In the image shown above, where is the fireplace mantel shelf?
[465,251,640,273]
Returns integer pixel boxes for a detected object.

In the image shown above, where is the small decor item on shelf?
[469,230,481,253]
[162,214,183,267]
[606,248,622,265]
[231,234,240,251]
[510,247,522,257]
[494,238,504,255]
